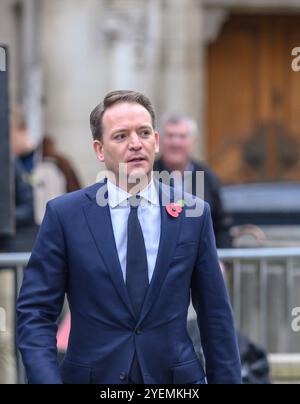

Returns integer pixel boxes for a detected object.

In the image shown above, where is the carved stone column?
[21,0,43,143]
[159,0,205,159]
[101,0,162,95]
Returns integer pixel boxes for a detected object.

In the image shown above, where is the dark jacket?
[15,158,35,228]
[0,159,37,253]
[154,158,232,248]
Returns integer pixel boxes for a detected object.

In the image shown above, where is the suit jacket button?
[120,372,127,381]
[135,329,142,335]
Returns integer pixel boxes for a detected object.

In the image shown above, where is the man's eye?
[140,131,151,137]
[114,134,126,141]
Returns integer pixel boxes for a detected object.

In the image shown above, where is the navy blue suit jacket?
[17,180,241,384]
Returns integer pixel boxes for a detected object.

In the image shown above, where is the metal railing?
[0,253,30,384]
[0,252,30,291]
[219,248,300,353]
[1,248,300,383]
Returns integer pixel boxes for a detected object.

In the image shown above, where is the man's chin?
[167,157,185,167]
[127,168,150,180]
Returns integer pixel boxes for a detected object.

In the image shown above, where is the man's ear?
[188,135,196,154]
[93,139,105,162]
[155,131,160,154]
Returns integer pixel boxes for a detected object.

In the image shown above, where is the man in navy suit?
[17,90,241,384]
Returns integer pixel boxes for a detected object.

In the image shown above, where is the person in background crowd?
[11,107,37,173]
[33,136,82,225]
[0,108,37,252]
[14,159,35,229]
[0,109,37,384]
[42,136,81,193]
[154,114,232,248]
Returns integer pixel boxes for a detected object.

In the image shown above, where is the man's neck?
[114,173,153,195]
[161,158,190,174]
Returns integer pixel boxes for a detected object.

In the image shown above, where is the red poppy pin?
[166,200,185,218]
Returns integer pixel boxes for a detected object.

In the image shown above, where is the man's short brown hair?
[90,90,157,142]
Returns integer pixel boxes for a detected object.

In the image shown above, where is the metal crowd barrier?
[219,248,300,353]
[0,253,30,384]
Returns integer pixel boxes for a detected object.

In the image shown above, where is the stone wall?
[2,0,300,185]
[40,0,205,185]
[0,0,21,103]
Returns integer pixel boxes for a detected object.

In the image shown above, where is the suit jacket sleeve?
[191,203,241,384]
[17,201,67,384]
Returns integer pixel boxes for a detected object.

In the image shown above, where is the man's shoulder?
[182,190,209,220]
[159,181,208,218]
[47,183,102,212]
[192,160,220,185]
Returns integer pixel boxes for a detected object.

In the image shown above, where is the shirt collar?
[107,177,159,209]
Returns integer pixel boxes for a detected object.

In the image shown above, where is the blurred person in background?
[11,107,37,173]
[33,136,82,225]
[0,107,37,252]
[42,136,81,193]
[154,114,232,248]
[0,108,37,384]
[2,107,38,250]
[13,159,35,230]
[3,106,38,245]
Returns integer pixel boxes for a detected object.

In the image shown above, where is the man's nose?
[129,133,142,149]
[167,135,182,147]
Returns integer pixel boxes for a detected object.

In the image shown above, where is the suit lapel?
[137,181,184,326]
[83,182,136,320]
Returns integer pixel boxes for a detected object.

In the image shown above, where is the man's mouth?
[127,157,147,163]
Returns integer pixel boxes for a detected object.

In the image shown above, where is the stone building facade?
[1,0,300,185]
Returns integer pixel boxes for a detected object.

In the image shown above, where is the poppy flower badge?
[166,200,185,218]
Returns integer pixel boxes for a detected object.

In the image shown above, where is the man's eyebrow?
[111,128,128,135]
[111,124,152,135]
[138,124,152,130]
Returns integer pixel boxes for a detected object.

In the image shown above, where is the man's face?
[161,121,195,169]
[93,102,159,184]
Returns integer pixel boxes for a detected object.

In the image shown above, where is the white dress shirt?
[107,179,161,283]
